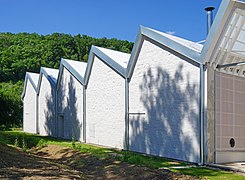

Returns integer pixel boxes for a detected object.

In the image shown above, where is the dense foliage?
[0,32,133,128]
[0,81,23,128]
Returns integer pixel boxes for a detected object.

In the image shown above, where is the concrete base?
[216,152,245,164]
[209,162,245,174]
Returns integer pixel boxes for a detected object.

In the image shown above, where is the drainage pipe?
[200,64,205,165]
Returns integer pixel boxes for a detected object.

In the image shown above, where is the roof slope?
[57,58,87,88]
[21,72,39,100]
[149,28,203,53]
[96,47,130,68]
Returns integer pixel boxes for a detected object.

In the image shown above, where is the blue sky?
[0,0,222,42]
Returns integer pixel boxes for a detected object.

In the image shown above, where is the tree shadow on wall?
[129,64,200,162]
[57,74,81,141]
[44,80,57,137]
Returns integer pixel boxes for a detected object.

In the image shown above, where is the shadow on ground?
[32,144,198,179]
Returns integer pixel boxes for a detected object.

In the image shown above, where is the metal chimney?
[205,7,215,35]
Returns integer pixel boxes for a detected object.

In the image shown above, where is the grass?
[171,167,245,180]
[0,130,244,179]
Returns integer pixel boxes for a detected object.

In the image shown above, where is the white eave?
[56,58,87,89]
[84,46,130,85]
[201,0,245,76]
[37,67,59,95]
[21,72,39,100]
[126,26,203,79]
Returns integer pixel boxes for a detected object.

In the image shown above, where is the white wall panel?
[38,76,56,136]
[23,79,37,134]
[86,56,125,149]
[57,68,84,142]
[129,39,200,163]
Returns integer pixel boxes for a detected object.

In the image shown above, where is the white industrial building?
[21,72,39,134]
[22,0,244,165]
[37,67,59,137]
[56,58,87,142]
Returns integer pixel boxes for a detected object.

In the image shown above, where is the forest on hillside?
[0,32,134,128]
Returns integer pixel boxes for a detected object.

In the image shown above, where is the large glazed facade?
[22,72,39,134]
[57,59,87,142]
[37,67,58,136]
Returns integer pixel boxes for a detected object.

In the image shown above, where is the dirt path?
[0,144,198,179]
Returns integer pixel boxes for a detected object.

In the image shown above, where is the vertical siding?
[86,56,125,149]
[38,76,56,136]
[23,79,37,134]
[57,68,84,142]
[129,39,200,163]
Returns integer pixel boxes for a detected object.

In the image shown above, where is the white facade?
[128,38,201,163]
[85,48,130,149]
[22,72,39,134]
[57,59,86,142]
[38,68,58,136]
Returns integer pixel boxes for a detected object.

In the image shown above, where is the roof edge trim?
[21,72,39,100]
[84,46,127,86]
[37,67,57,95]
[56,58,85,90]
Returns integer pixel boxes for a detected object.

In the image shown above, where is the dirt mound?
[0,143,198,179]
[0,143,80,179]
[33,144,198,179]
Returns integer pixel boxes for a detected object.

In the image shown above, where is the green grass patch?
[0,130,244,180]
[171,167,245,180]
[116,151,187,168]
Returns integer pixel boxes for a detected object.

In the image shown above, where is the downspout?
[36,93,39,134]
[124,78,129,150]
[83,86,86,143]
[201,6,214,164]
[55,88,58,137]
[200,64,205,165]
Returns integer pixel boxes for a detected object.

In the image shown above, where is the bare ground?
[0,144,199,179]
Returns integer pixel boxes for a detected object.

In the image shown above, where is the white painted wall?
[57,67,84,142]
[86,56,125,149]
[129,39,200,163]
[38,76,56,136]
[23,79,37,134]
